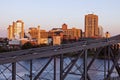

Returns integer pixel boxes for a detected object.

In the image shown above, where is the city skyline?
[0,0,120,37]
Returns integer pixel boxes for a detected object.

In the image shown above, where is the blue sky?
[0,0,120,37]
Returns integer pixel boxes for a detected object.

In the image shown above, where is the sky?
[0,0,120,37]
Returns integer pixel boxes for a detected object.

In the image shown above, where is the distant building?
[28,26,48,45]
[85,14,99,38]
[49,28,63,39]
[7,20,24,40]
[49,23,82,43]
[62,27,82,40]
[98,26,104,37]
[40,30,48,38]
[7,25,13,40]
[9,39,20,46]
[62,23,67,30]
[40,38,48,45]
[53,36,61,45]
[28,27,38,39]
[62,23,82,40]
[8,39,21,49]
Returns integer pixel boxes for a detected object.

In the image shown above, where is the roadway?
[0,35,120,64]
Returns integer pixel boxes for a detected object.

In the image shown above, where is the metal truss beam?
[105,46,120,80]
[54,56,56,80]
[33,57,53,80]
[84,49,87,80]
[60,54,63,80]
[86,47,103,80]
[30,60,32,80]
[62,51,84,79]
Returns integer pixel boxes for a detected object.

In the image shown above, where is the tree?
[21,42,33,49]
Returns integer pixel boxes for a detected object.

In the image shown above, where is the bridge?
[0,35,120,80]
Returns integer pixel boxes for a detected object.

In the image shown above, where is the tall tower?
[85,14,99,38]
[14,20,24,39]
[37,25,41,45]
[7,20,24,40]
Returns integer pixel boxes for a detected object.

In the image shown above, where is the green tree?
[21,42,33,49]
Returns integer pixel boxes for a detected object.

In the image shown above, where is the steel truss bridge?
[0,35,120,80]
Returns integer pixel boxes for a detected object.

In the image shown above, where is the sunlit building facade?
[28,26,49,45]
[7,20,24,40]
[29,27,38,39]
[29,27,48,39]
[49,23,82,40]
[7,25,13,40]
[62,23,82,40]
[53,36,61,45]
[63,28,82,40]
[85,14,99,38]
[40,30,48,38]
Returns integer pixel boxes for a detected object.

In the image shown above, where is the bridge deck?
[109,76,120,80]
[0,34,120,65]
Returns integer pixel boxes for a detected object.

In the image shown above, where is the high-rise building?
[7,20,24,40]
[85,14,99,38]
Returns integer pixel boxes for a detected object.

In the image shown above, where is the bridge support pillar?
[12,62,16,80]
[107,46,110,79]
[30,60,32,80]
[60,54,63,80]
[54,56,56,80]
[104,47,107,79]
[84,49,87,80]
